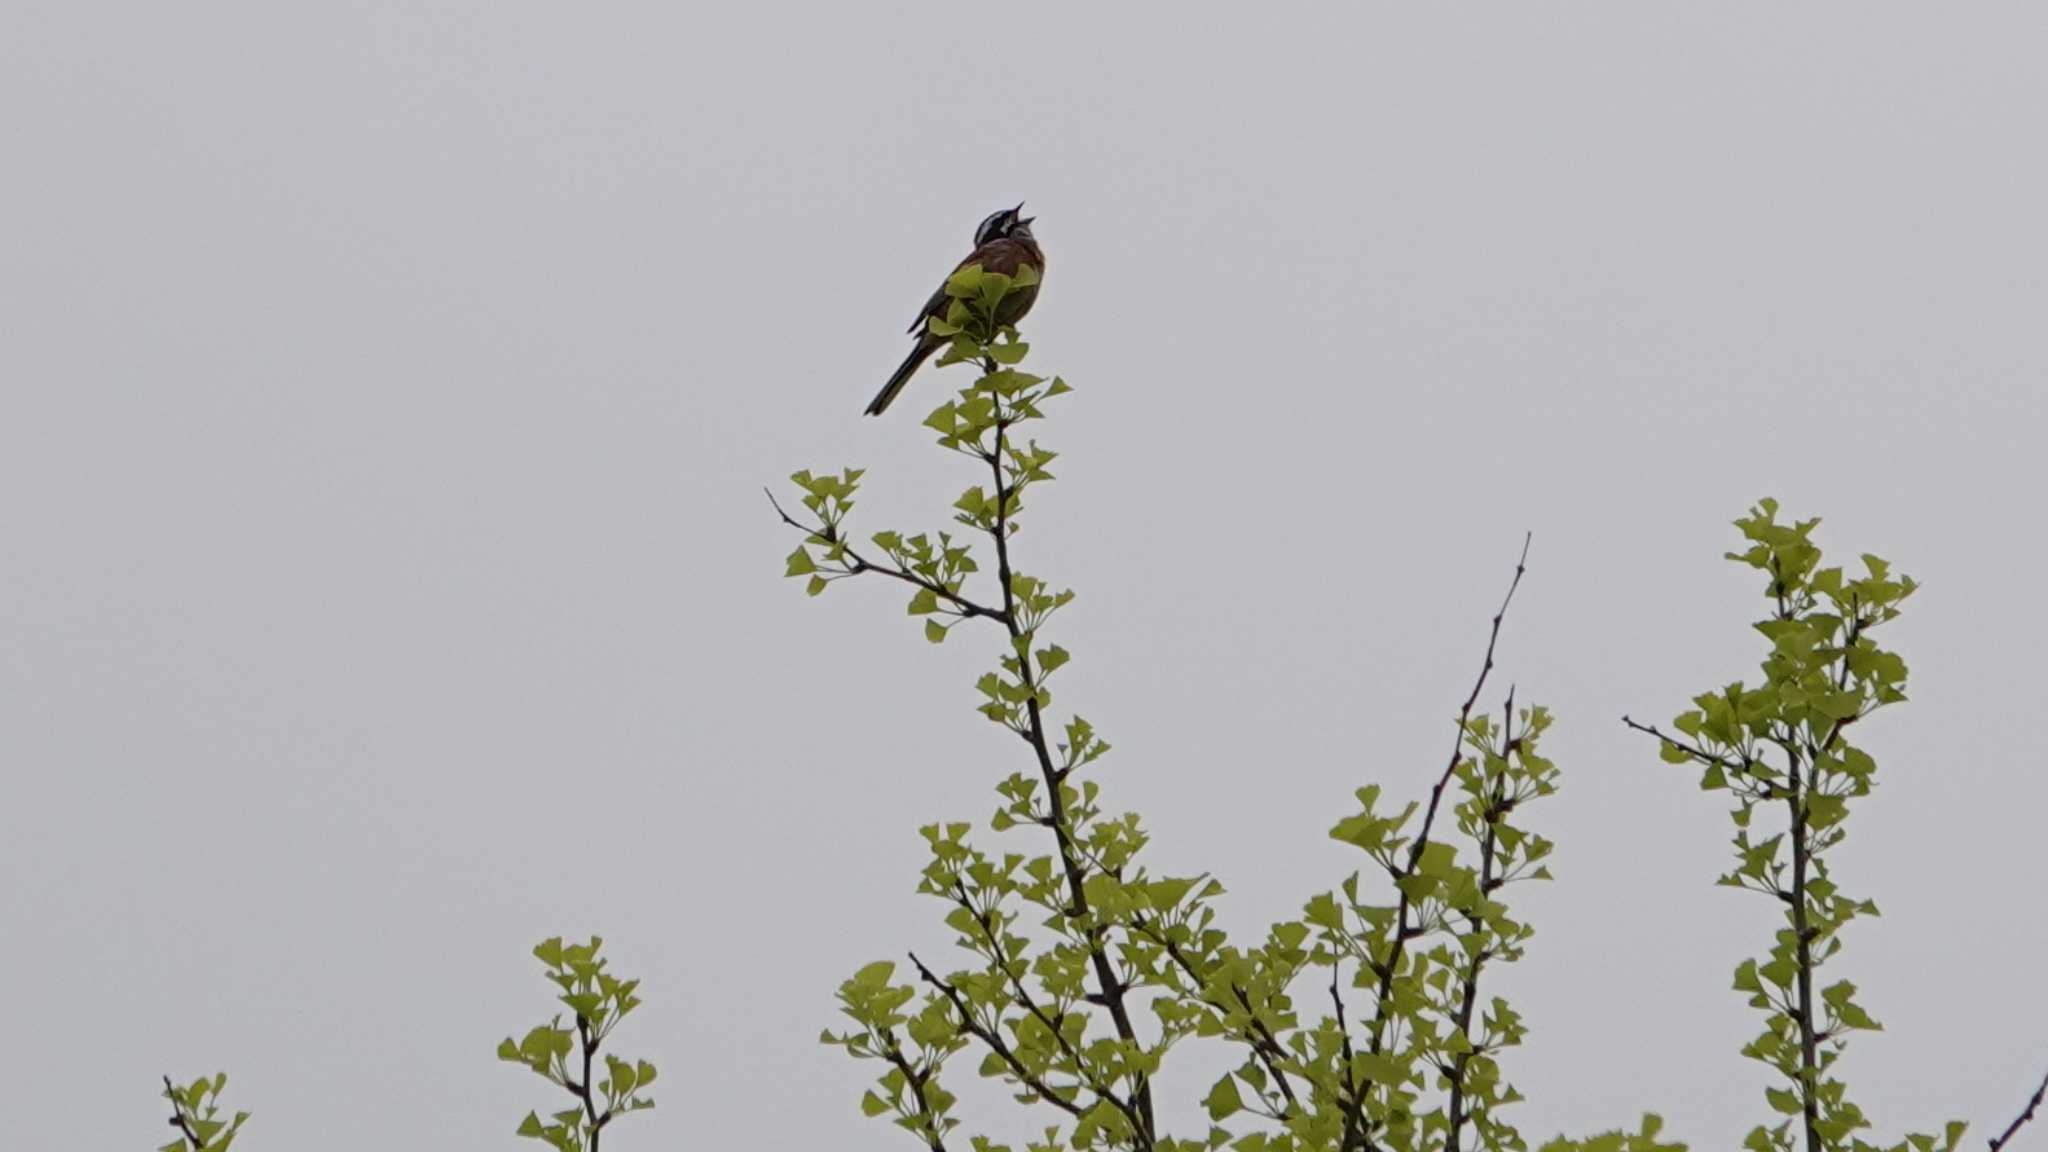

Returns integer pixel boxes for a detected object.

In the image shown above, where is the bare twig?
[1408,532,1534,905]
[1349,534,1531,1147]
[1991,1068,2048,1152]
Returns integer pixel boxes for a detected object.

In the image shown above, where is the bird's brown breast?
[959,236,1043,280]
[933,236,1042,328]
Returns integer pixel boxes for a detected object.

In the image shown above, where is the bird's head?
[974,202,1032,246]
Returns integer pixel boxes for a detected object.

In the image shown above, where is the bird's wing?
[907,247,982,333]
[907,281,949,335]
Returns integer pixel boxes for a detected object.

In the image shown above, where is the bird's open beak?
[1019,216,1036,227]
[1014,201,1027,216]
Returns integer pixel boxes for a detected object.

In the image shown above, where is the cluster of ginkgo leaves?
[159,1072,248,1152]
[496,935,658,1152]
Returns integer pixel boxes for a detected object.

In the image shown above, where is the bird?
[865,203,1044,417]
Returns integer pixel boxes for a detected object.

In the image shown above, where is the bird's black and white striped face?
[973,202,1027,246]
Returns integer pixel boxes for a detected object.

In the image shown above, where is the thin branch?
[573,1015,616,1151]
[1232,982,1304,1115]
[908,951,1088,1121]
[947,883,1144,1129]
[1786,743,1822,1152]
[1990,1068,2048,1152]
[1757,577,1825,1152]
[1131,914,1302,1118]
[1619,715,1750,774]
[163,1076,203,1151]
[875,1020,953,1152]
[1407,532,1534,906]
[1330,962,1367,1151]
[764,487,1006,622]
[1351,533,1531,1144]
[763,484,820,535]
[982,389,1156,1147]
[1445,693,1515,1152]
[1812,613,1866,756]
[1455,534,1533,726]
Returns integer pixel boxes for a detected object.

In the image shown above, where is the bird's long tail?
[866,337,940,417]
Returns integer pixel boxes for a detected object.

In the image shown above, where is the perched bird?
[865,203,1044,417]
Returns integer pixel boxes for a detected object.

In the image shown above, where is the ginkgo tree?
[142,266,2045,1152]
[771,267,2046,1152]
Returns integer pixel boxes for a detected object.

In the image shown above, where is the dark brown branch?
[1231,981,1304,1116]
[946,884,1144,1129]
[764,487,1006,623]
[1454,535,1532,727]
[1812,613,1865,757]
[1330,964,1370,1151]
[1990,1068,2048,1152]
[1785,742,1822,1152]
[1349,534,1531,1147]
[1405,532,1533,904]
[163,1076,204,1151]
[1620,716,1748,774]
[875,1019,953,1152]
[1445,694,1515,1152]
[1131,914,1301,1118]
[1755,586,1825,1152]
[982,389,1156,1148]
[572,1015,616,1151]
[908,951,1087,1121]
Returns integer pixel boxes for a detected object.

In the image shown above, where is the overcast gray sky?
[3,3,2045,1150]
